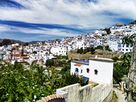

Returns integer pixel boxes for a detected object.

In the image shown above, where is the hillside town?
[1,0,136,102]
[0,20,136,102]
[0,22,136,64]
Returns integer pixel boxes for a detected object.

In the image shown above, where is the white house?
[72,40,85,50]
[71,58,114,84]
[107,35,119,51]
[118,44,133,53]
[50,45,68,56]
[108,41,118,51]
[94,38,103,47]
[95,29,107,36]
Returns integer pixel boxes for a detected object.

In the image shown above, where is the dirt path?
[113,88,127,102]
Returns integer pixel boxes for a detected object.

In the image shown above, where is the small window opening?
[94,69,98,75]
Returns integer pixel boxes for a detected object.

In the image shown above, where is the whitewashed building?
[71,58,114,84]
[107,35,119,51]
[50,45,68,56]
[118,44,133,53]
[72,39,85,50]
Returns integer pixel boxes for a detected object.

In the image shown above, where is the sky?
[0,0,136,42]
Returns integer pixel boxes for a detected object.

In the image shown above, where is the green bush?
[0,61,84,102]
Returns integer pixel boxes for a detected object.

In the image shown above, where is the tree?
[0,57,86,101]
[61,72,86,87]
[77,48,83,54]
[113,52,131,84]
[46,59,54,67]
[95,45,103,50]
[33,51,37,54]
[122,33,136,101]
[132,86,136,101]
[104,28,111,34]
[0,63,49,101]
[122,34,136,45]
[2,39,12,45]
[90,47,95,54]
[83,47,91,54]
[105,45,112,51]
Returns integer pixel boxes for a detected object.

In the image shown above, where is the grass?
[68,51,122,60]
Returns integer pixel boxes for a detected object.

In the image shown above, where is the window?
[126,49,128,51]
[118,44,121,47]
[75,68,79,73]
[87,68,90,73]
[94,69,98,75]
[81,69,83,73]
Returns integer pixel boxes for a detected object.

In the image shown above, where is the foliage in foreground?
[131,86,136,101]
[113,52,132,84]
[0,61,84,102]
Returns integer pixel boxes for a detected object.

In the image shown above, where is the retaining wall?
[56,83,113,102]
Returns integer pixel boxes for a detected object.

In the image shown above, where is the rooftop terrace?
[72,60,89,65]
[72,57,113,65]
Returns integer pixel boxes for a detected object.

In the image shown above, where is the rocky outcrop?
[128,43,136,85]
[128,43,136,101]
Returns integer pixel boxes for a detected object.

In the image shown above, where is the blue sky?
[0,0,136,42]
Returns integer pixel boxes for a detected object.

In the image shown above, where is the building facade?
[71,58,114,84]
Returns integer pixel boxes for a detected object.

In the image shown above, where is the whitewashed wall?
[56,83,113,102]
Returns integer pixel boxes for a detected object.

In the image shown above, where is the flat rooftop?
[72,57,113,65]
[72,60,89,65]
[90,57,113,62]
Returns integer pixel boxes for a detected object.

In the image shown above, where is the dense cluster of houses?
[0,43,54,64]
[0,23,136,64]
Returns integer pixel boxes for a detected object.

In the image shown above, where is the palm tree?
[122,34,136,45]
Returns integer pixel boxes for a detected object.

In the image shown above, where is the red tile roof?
[37,94,64,102]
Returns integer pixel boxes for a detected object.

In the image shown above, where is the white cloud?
[0,25,11,31]
[0,0,136,37]
[0,24,77,37]
[0,1,135,23]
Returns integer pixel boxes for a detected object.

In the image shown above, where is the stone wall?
[56,83,113,102]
